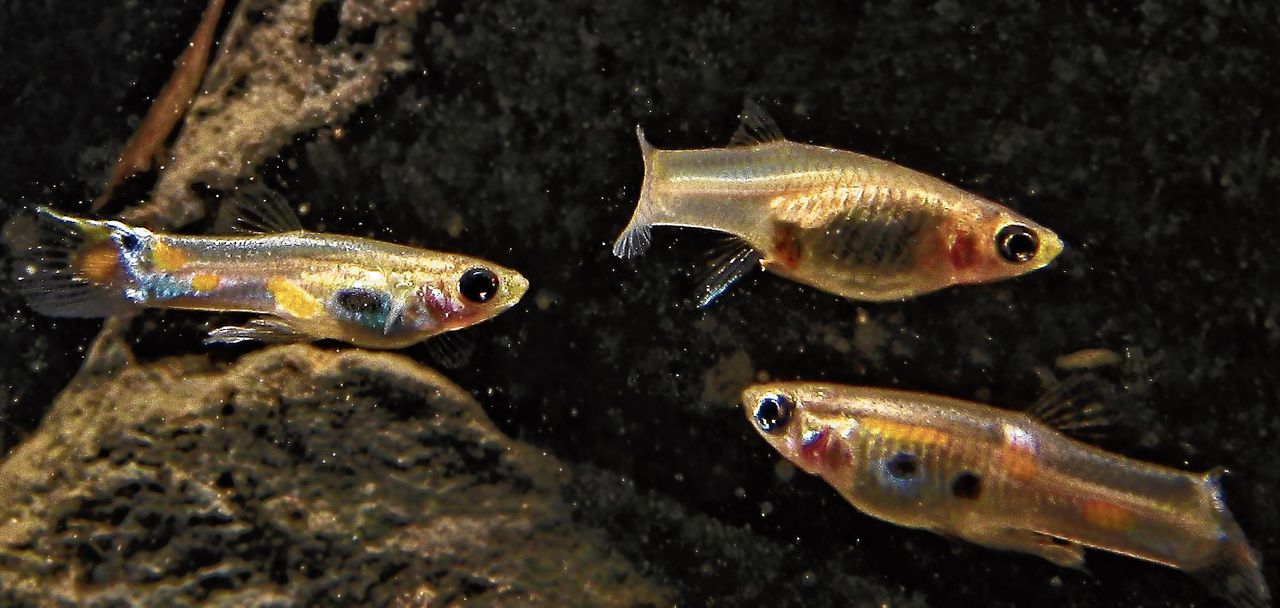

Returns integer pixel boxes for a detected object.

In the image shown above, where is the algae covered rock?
[0,345,670,607]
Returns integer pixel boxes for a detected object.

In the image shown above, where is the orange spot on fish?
[863,419,951,448]
[771,222,802,269]
[77,243,121,284]
[267,277,322,319]
[1080,499,1135,530]
[999,430,1040,481]
[191,273,220,292]
[949,233,979,271]
[152,241,188,271]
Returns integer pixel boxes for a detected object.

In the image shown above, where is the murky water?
[0,1,1275,606]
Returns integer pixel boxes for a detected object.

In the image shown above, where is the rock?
[124,0,435,229]
[0,345,670,607]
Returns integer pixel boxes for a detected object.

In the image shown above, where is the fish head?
[741,382,856,476]
[943,203,1064,285]
[388,257,529,338]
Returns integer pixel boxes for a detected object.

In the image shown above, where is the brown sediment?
[93,0,227,211]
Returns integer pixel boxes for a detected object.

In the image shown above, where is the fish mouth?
[1037,231,1066,269]
[508,273,530,303]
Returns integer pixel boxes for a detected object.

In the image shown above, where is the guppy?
[742,380,1269,608]
[612,103,1064,306]
[9,195,528,349]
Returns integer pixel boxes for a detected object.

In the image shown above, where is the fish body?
[613,103,1063,305]
[10,202,527,349]
[741,381,1269,607]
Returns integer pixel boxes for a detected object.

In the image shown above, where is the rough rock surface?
[0,346,670,607]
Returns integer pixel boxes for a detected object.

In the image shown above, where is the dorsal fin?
[213,183,304,234]
[729,100,786,147]
[1026,374,1113,440]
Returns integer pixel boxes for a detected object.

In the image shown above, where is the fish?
[740,379,1269,608]
[612,102,1065,306]
[7,190,529,350]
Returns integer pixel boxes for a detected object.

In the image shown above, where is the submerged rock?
[0,345,670,607]
[125,0,434,229]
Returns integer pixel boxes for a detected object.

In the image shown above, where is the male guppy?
[613,103,1063,306]
[9,194,528,349]
[742,381,1269,608]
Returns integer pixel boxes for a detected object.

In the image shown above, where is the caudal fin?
[7,207,138,318]
[611,125,658,259]
[1193,468,1271,608]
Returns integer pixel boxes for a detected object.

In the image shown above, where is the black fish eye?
[753,394,792,433]
[996,224,1039,263]
[459,268,499,303]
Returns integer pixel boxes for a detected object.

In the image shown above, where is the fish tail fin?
[611,125,658,259]
[7,207,140,318]
[1191,467,1270,608]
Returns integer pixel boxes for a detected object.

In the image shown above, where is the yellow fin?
[267,277,322,319]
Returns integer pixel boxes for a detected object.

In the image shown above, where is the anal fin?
[965,527,1086,570]
[695,239,762,308]
[205,317,310,345]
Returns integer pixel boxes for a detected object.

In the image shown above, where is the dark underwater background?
[0,1,1276,606]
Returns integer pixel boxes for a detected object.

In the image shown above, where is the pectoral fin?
[205,317,310,345]
[425,331,474,369]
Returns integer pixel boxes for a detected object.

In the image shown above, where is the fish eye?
[753,393,792,433]
[996,224,1039,263]
[459,267,499,303]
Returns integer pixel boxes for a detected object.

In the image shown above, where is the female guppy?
[742,381,1269,608]
[9,195,528,349]
[613,103,1064,306]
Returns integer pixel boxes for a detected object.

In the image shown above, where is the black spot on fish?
[811,198,930,271]
[886,452,920,479]
[333,287,391,332]
[119,232,142,252]
[951,471,982,499]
